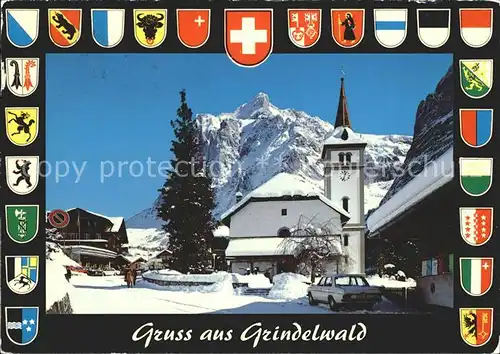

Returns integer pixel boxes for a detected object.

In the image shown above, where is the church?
[220,78,367,277]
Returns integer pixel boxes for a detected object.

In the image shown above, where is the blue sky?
[46,53,452,219]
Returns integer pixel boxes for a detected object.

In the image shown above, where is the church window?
[342,197,349,212]
[343,234,349,247]
[277,227,291,238]
[346,152,352,163]
[281,208,287,216]
[338,152,345,163]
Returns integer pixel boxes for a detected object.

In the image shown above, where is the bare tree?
[277,214,352,283]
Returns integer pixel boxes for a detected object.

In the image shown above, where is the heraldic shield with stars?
[5,256,39,295]
[5,307,39,345]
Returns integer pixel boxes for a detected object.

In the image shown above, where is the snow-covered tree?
[157,90,216,273]
[278,215,351,283]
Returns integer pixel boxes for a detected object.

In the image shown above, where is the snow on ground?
[46,242,81,310]
[231,273,272,288]
[268,273,310,300]
[68,275,331,314]
[366,274,416,289]
[66,272,409,314]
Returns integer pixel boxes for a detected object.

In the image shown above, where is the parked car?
[102,267,120,276]
[307,274,382,311]
[65,265,87,275]
[86,268,104,276]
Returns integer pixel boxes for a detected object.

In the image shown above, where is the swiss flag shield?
[177,9,211,48]
[224,9,273,67]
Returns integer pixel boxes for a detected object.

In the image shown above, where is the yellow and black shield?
[134,9,167,48]
[5,107,39,146]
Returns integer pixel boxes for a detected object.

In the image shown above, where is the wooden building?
[57,208,129,267]
[367,149,454,309]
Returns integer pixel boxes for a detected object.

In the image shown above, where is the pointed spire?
[334,77,352,129]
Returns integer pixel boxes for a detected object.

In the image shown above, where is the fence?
[381,287,418,309]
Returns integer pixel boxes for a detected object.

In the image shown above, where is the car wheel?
[328,296,337,311]
[308,293,316,306]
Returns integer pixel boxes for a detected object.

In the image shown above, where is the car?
[86,268,104,276]
[102,267,120,276]
[307,273,382,311]
[65,266,87,275]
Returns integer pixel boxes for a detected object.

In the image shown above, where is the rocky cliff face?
[378,65,453,206]
[127,94,413,229]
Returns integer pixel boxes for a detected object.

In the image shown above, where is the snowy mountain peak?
[128,95,415,229]
[234,92,278,119]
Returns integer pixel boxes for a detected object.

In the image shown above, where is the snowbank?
[268,273,311,300]
[46,242,79,310]
[142,271,235,295]
[366,274,416,289]
[231,273,272,288]
[156,269,182,275]
[213,225,230,237]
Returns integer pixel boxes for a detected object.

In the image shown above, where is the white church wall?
[229,199,342,238]
[328,169,362,224]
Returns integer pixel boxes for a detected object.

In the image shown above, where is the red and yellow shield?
[460,308,493,347]
[331,9,365,48]
[48,9,82,48]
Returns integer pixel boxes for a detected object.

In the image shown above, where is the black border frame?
[1,1,499,352]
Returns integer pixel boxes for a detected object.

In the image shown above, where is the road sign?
[48,209,70,228]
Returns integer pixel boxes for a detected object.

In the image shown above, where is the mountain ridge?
[127,93,413,229]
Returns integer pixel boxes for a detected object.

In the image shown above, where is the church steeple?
[334,77,352,129]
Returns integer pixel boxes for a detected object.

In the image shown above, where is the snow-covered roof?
[323,127,367,146]
[367,148,453,234]
[214,225,230,237]
[118,255,146,263]
[221,173,350,223]
[226,236,343,257]
[61,245,118,259]
[150,249,173,259]
[66,208,125,233]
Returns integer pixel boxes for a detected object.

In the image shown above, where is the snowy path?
[68,276,332,314]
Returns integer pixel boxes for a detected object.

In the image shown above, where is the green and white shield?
[459,158,493,197]
[5,205,39,243]
[460,59,493,99]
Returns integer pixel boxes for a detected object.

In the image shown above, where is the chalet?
[221,78,367,278]
[367,148,454,309]
[147,249,173,269]
[114,255,147,269]
[57,208,129,267]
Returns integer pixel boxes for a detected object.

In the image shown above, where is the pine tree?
[157,90,216,273]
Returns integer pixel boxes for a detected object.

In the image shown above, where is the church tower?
[321,77,367,274]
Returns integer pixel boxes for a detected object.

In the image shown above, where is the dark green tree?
[157,90,216,273]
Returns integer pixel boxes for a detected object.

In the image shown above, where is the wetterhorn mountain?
[127,93,413,229]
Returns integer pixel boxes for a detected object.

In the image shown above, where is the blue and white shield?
[6,9,39,48]
[91,9,125,48]
[374,9,407,48]
[5,307,39,345]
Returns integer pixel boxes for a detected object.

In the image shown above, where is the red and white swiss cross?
[224,9,273,67]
